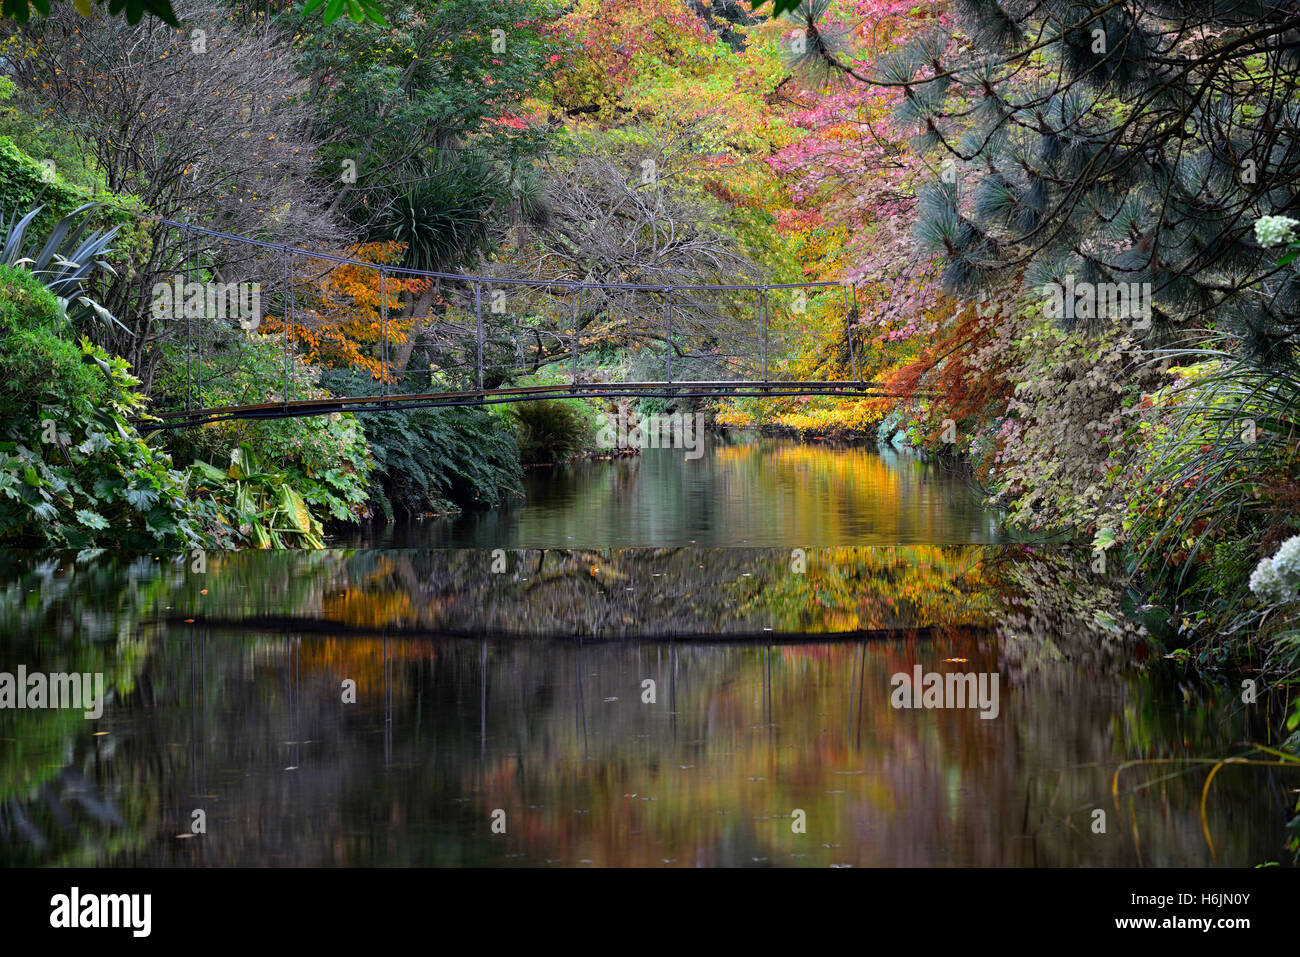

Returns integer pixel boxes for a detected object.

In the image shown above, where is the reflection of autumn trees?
[180,546,1001,638]
[737,546,994,633]
[384,435,1003,549]
[25,629,1275,867]
[296,638,436,703]
[439,637,1275,867]
[704,440,999,547]
[1,548,1290,867]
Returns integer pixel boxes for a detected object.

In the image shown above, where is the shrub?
[0,136,83,236]
[0,266,207,546]
[152,329,373,524]
[190,445,325,548]
[0,268,332,550]
[0,265,106,408]
[0,204,128,344]
[509,399,599,464]
[990,307,1157,536]
[319,368,523,519]
[1113,353,1300,626]
[502,372,601,465]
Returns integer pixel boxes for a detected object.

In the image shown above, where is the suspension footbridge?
[140,220,905,429]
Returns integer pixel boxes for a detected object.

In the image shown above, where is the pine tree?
[818,1,1300,360]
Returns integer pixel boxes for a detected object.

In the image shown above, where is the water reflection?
[354,435,1006,548]
[1,548,1294,867]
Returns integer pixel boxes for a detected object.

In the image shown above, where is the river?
[0,437,1292,866]
[352,434,1005,547]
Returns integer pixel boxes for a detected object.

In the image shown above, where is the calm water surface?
[355,435,1005,547]
[0,438,1294,867]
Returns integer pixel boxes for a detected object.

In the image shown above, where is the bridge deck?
[140,381,902,428]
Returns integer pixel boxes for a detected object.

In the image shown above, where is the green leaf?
[1092,526,1117,550]
[322,0,345,25]
[125,485,159,511]
[276,484,312,533]
[191,460,228,484]
[747,0,801,14]
[249,520,272,549]
[74,508,109,530]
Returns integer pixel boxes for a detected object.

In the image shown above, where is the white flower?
[1254,215,1300,248]
[1250,534,1300,604]
[1273,535,1300,577]
[1249,557,1280,602]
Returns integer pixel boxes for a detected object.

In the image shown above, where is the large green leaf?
[191,460,228,484]
[276,484,312,534]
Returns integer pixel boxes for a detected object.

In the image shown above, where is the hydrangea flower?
[1273,535,1300,577]
[1254,215,1300,248]
[1249,534,1300,604]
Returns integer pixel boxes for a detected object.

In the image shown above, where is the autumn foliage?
[261,242,427,382]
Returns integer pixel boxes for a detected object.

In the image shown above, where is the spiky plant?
[0,203,128,336]
[1127,344,1300,593]
[382,150,503,273]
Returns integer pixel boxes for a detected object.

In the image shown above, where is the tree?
[764,1,941,320]
[487,120,762,381]
[864,0,1300,357]
[6,0,345,380]
[295,0,556,236]
[261,241,424,381]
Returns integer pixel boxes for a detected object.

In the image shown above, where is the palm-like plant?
[382,150,502,273]
[0,203,128,336]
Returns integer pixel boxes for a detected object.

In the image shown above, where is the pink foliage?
[766,1,949,332]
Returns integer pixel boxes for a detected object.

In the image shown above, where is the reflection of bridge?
[143,220,907,429]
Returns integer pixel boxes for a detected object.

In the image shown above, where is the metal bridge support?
[475,281,484,396]
[184,226,194,412]
[195,229,204,407]
[379,266,388,399]
[663,288,673,385]
[842,282,859,382]
[849,283,861,382]
[282,250,293,407]
[571,285,581,387]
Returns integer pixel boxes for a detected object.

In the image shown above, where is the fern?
[319,370,523,517]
